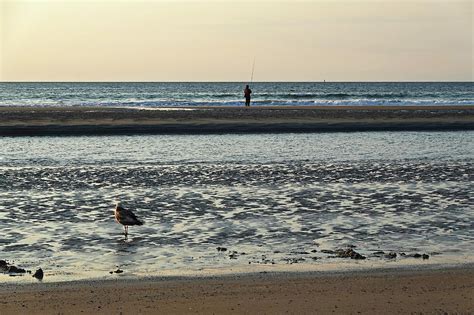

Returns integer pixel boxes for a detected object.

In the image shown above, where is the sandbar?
[0,105,473,136]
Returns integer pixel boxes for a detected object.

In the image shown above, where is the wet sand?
[0,105,473,135]
[1,268,473,314]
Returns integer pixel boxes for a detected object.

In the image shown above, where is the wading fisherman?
[244,85,252,107]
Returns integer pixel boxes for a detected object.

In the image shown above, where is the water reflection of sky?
[0,131,473,166]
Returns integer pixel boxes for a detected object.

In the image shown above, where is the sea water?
[0,132,473,282]
[0,82,472,107]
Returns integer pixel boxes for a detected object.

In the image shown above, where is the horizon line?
[1,80,472,84]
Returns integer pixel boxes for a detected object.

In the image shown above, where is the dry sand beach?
[1,268,473,314]
[0,105,473,136]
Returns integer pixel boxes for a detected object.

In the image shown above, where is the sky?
[0,0,472,82]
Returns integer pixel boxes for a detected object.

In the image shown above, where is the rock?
[1,261,28,274]
[335,248,366,260]
[33,268,44,280]
[384,252,397,259]
[216,247,227,252]
[350,251,366,260]
[0,260,7,272]
[335,249,350,258]
[409,253,429,259]
[7,265,26,273]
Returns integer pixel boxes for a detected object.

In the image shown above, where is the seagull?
[114,202,143,237]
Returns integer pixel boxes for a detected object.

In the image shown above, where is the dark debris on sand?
[0,260,29,275]
[211,244,435,266]
[109,268,124,274]
[400,253,430,260]
[32,268,44,280]
[335,248,366,260]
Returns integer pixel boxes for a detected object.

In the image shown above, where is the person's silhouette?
[244,85,252,107]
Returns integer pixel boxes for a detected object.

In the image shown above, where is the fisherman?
[244,85,252,107]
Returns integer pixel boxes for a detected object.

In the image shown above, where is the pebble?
[384,252,397,259]
[33,268,44,280]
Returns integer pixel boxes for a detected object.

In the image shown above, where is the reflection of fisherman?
[244,85,252,107]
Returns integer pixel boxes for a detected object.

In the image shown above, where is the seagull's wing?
[120,207,144,226]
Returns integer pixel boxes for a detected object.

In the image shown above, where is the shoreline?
[1,105,473,136]
[1,266,473,314]
[2,261,473,287]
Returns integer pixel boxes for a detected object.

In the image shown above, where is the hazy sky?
[1,0,472,81]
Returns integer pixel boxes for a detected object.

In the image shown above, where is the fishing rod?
[250,57,255,83]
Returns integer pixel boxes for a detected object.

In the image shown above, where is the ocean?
[0,82,472,107]
[1,131,473,282]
